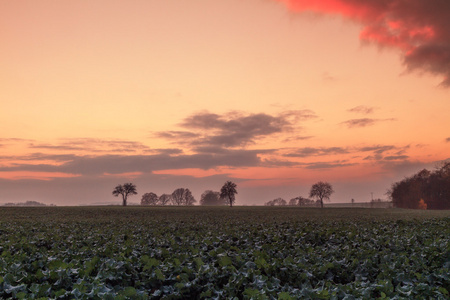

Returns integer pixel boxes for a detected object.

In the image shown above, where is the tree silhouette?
[220,181,237,207]
[309,181,334,208]
[264,198,287,206]
[141,192,158,205]
[289,196,317,207]
[171,188,196,206]
[112,183,137,206]
[158,194,172,206]
[200,190,224,206]
[388,161,450,209]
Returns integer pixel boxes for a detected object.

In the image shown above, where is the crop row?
[0,207,448,299]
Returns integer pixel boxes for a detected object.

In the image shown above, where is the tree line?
[264,181,334,208]
[387,161,450,209]
[112,181,238,207]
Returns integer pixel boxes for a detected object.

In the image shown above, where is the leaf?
[218,256,232,267]
[122,287,137,297]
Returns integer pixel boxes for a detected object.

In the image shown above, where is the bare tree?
[158,194,172,206]
[171,188,196,206]
[290,196,317,207]
[112,183,137,206]
[309,181,334,208]
[141,192,158,205]
[220,181,237,207]
[265,198,286,206]
[200,190,224,206]
[288,198,298,206]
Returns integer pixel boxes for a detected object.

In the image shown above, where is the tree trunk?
[320,198,323,208]
[122,195,127,206]
[229,196,232,208]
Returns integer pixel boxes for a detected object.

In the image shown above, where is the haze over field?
[1,0,449,205]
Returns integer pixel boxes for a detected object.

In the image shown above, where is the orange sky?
[1,0,449,205]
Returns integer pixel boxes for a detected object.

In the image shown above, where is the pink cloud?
[276,0,450,86]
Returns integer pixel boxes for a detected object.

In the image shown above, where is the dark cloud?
[276,0,450,86]
[261,159,300,167]
[359,144,410,161]
[181,112,288,147]
[284,147,349,158]
[341,118,395,128]
[2,153,78,162]
[347,105,375,114]
[158,110,317,148]
[0,150,263,175]
[446,137,450,143]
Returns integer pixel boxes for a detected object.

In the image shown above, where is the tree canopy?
[264,198,287,206]
[171,188,196,206]
[158,194,172,206]
[309,181,334,208]
[112,183,137,206]
[200,190,225,206]
[220,181,237,207]
[387,161,450,209]
[141,192,158,206]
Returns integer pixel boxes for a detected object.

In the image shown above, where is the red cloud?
[276,0,450,86]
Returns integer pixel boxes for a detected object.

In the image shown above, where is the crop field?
[0,207,449,299]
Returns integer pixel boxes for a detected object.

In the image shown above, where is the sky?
[1,0,449,206]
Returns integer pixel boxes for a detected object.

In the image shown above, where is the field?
[0,207,449,299]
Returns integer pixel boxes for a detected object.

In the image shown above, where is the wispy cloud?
[28,138,150,153]
[284,147,349,158]
[276,0,450,86]
[341,118,395,128]
[347,105,376,114]
[154,131,200,141]
[383,155,409,161]
[304,161,357,169]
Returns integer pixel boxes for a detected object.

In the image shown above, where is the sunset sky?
[1,0,449,205]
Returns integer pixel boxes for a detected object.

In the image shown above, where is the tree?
[112,183,137,206]
[220,181,237,207]
[288,198,297,206]
[158,194,172,206]
[141,192,158,206]
[200,190,224,206]
[309,181,334,208]
[264,198,286,206]
[171,188,196,206]
[289,196,317,207]
[387,161,450,209]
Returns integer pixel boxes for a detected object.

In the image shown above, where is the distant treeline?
[141,189,229,206]
[265,196,320,207]
[3,201,55,207]
[388,161,450,210]
[140,181,237,207]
